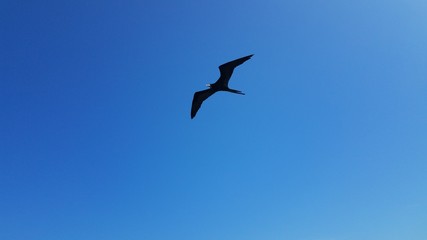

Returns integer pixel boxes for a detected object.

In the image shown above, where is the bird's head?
[206,83,212,88]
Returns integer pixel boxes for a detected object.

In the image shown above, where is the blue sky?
[1,0,426,239]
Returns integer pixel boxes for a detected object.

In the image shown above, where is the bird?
[191,54,253,119]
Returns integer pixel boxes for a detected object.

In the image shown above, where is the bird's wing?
[217,54,253,87]
[191,88,216,119]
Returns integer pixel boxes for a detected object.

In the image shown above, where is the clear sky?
[1,1,426,240]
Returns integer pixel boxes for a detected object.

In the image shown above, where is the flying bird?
[191,54,253,119]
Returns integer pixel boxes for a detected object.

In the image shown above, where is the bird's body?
[191,54,253,119]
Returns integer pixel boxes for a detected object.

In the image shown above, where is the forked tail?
[227,88,245,95]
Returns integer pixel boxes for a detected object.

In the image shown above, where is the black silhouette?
[191,54,253,119]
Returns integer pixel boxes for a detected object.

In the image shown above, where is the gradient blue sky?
[1,1,426,240]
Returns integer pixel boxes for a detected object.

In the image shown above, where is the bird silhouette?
[191,54,253,119]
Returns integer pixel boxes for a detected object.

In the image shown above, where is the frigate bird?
[191,54,253,119]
